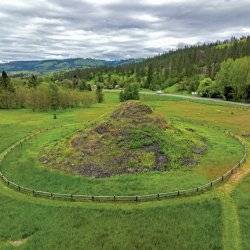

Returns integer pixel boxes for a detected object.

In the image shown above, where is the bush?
[197,78,213,97]
[197,78,222,98]
[78,81,92,91]
[120,83,140,102]
[223,86,235,101]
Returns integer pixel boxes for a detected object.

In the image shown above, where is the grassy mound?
[41,101,206,177]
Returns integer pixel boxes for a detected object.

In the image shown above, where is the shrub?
[197,78,222,98]
[197,78,213,97]
[96,84,104,103]
[223,86,235,101]
[120,83,140,102]
[28,74,39,88]
[78,81,87,91]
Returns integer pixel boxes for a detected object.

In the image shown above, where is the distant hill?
[0,58,140,74]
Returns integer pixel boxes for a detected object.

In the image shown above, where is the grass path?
[218,140,250,250]
[220,193,242,250]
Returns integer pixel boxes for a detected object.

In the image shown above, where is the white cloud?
[143,0,187,5]
[131,14,161,22]
[0,0,32,8]
[0,0,249,61]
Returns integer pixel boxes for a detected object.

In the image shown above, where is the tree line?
[0,71,104,110]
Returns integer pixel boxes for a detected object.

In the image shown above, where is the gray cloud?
[0,0,249,62]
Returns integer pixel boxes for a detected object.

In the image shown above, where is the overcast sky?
[0,0,250,62]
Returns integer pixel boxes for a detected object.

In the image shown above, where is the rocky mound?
[41,101,206,178]
[111,101,153,119]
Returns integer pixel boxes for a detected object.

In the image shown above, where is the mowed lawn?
[0,91,249,249]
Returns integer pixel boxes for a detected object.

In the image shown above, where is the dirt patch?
[242,132,250,138]
[155,154,168,170]
[9,238,28,247]
[229,167,250,184]
[186,127,195,132]
[182,157,197,167]
[94,122,111,134]
[192,146,207,155]
[220,163,250,193]
[75,164,113,178]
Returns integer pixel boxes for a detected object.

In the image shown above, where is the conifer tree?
[28,74,38,88]
[0,71,14,92]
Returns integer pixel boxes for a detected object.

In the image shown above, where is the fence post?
[177,190,180,196]
[196,187,199,192]
[113,195,116,201]
[210,182,213,187]
[157,194,160,199]
[135,196,138,202]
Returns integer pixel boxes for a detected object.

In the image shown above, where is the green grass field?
[231,173,250,250]
[0,91,249,249]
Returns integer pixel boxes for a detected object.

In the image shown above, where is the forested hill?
[0,58,140,74]
[132,36,250,83]
[57,36,250,90]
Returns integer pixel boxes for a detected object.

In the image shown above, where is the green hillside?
[0,58,140,74]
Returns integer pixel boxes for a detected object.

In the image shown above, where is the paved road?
[141,91,250,107]
[106,89,250,108]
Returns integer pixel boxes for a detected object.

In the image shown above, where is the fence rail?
[0,126,247,202]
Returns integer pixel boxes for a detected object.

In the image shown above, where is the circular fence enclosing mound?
[0,126,247,202]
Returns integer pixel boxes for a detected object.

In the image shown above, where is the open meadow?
[0,91,249,249]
